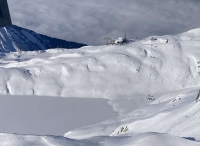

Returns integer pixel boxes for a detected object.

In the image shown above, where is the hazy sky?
[8,0,200,45]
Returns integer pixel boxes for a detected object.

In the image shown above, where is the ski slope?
[1,28,200,145]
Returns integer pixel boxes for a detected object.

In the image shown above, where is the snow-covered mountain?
[1,132,199,146]
[0,28,200,109]
[0,25,86,52]
[1,28,200,145]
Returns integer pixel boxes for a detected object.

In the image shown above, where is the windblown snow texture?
[0,132,199,146]
[1,28,200,145]
[0,25,86,52]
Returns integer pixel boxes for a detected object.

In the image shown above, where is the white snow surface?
[1,132,200,146]
[0,28,200,113]
[1,28,200,145]
[0,95,117,136]
[65,88,200,140]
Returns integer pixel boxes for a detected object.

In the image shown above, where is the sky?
[7,0,200,45]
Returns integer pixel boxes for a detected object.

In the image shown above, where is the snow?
[65,88,200,138]
[0,95,117,135]
[0,132,200,146]
[0,28,200,114]
[1,28,200,145]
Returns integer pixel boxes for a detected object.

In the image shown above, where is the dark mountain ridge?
[0,25,86,52]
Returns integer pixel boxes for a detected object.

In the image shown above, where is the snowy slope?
[65,88,200,140]
[1,28,200,145]
[0,28,200,112]
[1,132,200,146]
[0,25,86,52]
